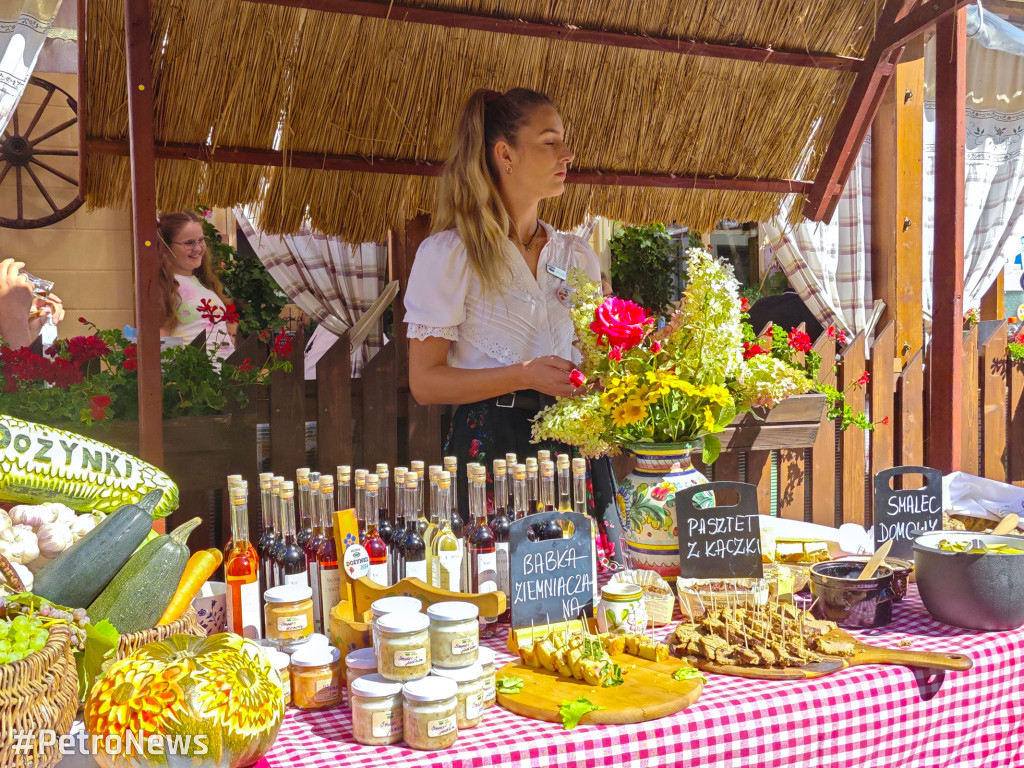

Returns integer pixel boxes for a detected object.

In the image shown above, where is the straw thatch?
[85,0,883,238]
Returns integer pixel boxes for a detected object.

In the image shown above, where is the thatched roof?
[82,0,949,239]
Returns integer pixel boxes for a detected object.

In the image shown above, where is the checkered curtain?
[234,207,387,376]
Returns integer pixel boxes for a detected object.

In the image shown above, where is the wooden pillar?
[124,0,163,467]
[981,272,1005,321]
[871,37,924,367]
[927,8,967,474]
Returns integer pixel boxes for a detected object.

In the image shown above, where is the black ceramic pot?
[834,555,914,602]
[809,561,895,629]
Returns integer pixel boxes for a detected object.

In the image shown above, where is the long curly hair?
[156,210,226,331]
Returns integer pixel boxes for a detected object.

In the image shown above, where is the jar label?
[277,613,309,632]
[452,637,478,655]
[465,691,484,720]
[394,647,427,668]
[427,714,457,738]
[483,675,495,698]
[314,682,339,704]
[371,710,402,738]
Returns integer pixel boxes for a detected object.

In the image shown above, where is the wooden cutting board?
[682,627,973,680]
[495,653,704,725]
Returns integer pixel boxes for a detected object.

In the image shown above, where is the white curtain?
[0,0,62,133]
[234,207,387,377]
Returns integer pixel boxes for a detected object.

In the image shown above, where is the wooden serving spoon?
[992,513,1020,536]
[857,539,893,580]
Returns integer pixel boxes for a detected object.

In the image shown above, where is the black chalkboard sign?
[675,481,764,579]
[508,512,594,629]
[873,465,943,560]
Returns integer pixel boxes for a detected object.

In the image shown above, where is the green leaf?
[76,619,120,702]
[702,434,721,465]
[558,696,605,729]
[496,676,525,695]
[672,666,707,684]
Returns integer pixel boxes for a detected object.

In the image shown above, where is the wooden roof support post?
[124,0,164,468]
[927,7,967,474]
[871,36,924,368]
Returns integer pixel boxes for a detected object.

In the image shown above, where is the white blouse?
[404,222,601,369]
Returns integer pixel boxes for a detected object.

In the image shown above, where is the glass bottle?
[317,476,341,621]
[225,485,261,639]
[270,476,285,586]
[279,481,309,587]
[402,472,427,582]
[504,453,518,522]
[445,456,468,591]
[513,464,528,520]
[491,459,507,522]
[537,461,562,540]
[490,462,511,624]
[525,458,540,515]
[256,473,276,611]
[305,475,324,633]
[391,467,408,584]
[574,457,598,605]
[410,461,425,534]
[337,465,352,511]
[424,465,443,586]
[222,475,245,560]
[431,471,462,592]
[467,465,497,638]
[557,455,573,513]
[376,464,394,549]
[354,470,368,543]
[296,468,312,549]
[364,475,389,586]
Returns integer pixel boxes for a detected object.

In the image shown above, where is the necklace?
[511,221,542,252]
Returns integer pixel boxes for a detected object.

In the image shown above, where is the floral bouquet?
[534,248,833,462]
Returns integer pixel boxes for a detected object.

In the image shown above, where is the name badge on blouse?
[546,263,568,281]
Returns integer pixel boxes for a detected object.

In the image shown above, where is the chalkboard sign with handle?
[873,465,942,560]
[675,481,764,579]
[508,511,594,629]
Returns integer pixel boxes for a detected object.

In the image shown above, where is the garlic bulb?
[69,513,101,541]
[0,511,11,535]
[35,522,74,559]
[51,504,78,526]
[8,504,57,529]
[11,563,33,591]
[0,526,40,566]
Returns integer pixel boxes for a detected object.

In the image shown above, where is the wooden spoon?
[857,539,893,580]
[992,513,1020,536]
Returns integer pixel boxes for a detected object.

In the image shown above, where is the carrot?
[158,548,223,625]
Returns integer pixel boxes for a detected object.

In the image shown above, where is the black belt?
[493,390,555,411]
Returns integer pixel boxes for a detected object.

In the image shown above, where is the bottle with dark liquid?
[390,467,408,584]
[491,459,511,624]
[305,474,324,633]
[431,470,462,591]
[317,476,341,620]
[354,469,368,543]
[225,485,261,639]
[468,465,498,638]
[402,472,427,581]
[364,474,389,586]
[376,463,394,550]
[255,473,276,618]
[269,476,285,586]
[537,460,563,540]
[526,458,540,516]
[278,481,308,587]
[296,468,312,549]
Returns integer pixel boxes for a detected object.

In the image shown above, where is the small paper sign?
[675,481,764,579]
[343,544,370,579]
[873,466,942,560]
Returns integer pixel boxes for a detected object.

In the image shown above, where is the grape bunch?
[0,614,49,664]
[0,595,91,655]
[38,603,90,651]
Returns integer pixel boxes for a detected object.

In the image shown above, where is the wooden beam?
[84,137,811,194]
[978,320,1007,482]
[981,272,1005,321]
[124,0,163,467]
[77,0,88,196]
[243,0,862,72]
[927,7,967,474]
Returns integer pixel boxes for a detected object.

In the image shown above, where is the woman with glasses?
[157,210,235,359]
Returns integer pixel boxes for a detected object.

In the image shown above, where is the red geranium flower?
[787,329,813,353]
[272,330,293,358]
[740,297,750,313]
[91,395,111,408]
[238,357,253,374]
[743,341,768,359]
[880,416,890,426]
[66,335,110,366]
[856,371,870,387]
[222,303,240,325]
[590,297,654,352]
[49,358,83,389]
[569,369,587,388]
[122,344,138,371]
[77,317,88,324]
[197,299,222,324]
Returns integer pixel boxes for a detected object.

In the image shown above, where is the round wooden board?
[495,655,704,725]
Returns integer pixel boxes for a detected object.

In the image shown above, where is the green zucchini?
[33,490,164,608]
[89,517,201,634]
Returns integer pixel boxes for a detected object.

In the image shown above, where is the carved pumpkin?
[84,633,285,768]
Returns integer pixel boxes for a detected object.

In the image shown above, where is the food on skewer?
[516,625,627,687]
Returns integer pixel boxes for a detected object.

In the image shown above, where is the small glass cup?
[19,271,53,299]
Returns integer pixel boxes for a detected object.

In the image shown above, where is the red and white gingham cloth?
[257,587,1024,768]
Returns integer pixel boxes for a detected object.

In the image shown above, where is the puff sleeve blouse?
[404,222,601,370]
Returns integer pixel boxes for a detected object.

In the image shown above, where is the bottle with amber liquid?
[305,474,324,633]
[225,485,261,639]
[525,458,540,516]
[296,468,312,549]
[364,474,389,586]
[402,472,427,581]
[537,460,563,540]
[317,475,341,620]
[424,465,442,586]
[468,465,498,638]
[491,459,511,624]
[222,475,244,559]
[390,467,408,583]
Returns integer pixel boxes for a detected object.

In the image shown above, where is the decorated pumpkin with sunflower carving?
[84,633,285,768]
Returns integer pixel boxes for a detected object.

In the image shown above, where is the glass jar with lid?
[370,596,423,651]
[345,647,378,708]
[426,601,479,668]
[476,647,496,708]
[290,645,344,710]
[402,676,459,751]
[351,673,405,746]
[264,584,314,651]
[264,648,292,707]
[430,664,485,728]
[377,612,431,682]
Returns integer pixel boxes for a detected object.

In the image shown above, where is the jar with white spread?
[370,596,423,651]
[402,676,459,751]
[476,647,496,708]
[344,647,378,708]
[350,673,404,746]
[430,664,485,728]
[265,648,292,707]
[426,601,479,668]
[377,612,431,682]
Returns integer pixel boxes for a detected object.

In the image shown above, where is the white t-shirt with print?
[172,274,235,360]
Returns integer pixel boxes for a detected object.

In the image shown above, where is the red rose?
[590,297,653,352]
[608,346,622,361]
[569,369,587,388]
[651,341,662,353]
[787,329,813,353]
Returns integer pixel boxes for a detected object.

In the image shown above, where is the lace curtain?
[0,0,62,132]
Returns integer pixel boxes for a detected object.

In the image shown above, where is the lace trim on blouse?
[407,323,458,342]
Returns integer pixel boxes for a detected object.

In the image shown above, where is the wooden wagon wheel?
[0,75,84,229]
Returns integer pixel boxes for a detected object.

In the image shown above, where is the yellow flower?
[669,378,701,397]
[701,384,733,407]
[612,398,648,426]
[703,406,716,432]
[600,390,621,410]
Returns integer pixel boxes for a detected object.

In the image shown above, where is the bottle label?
[320,568,341,615]
[427,715,457,738]
[438,550,462,593]
[465,691,484,720]
[227,578,262,640]
[496,542,510,595]
[283,571,308,588]
[371,709,402,738]
[474,552,497,593]
[405,560,427,582]
[452,637,477,655]
[277,613,308,632]
[394,647,427,668]
[368,562,389,587]
[309,563,322,631]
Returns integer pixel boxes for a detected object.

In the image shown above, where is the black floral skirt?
[444,397,626,568]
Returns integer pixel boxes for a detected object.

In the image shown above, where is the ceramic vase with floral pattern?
[616,441,714,578]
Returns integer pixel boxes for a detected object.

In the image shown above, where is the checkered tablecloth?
[257,587,1024,768]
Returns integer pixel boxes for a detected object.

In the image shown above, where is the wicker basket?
[115,608,206,660]
[0,623,80,768]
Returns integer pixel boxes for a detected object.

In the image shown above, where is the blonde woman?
[404,88,601,509]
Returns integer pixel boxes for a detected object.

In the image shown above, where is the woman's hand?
[521,355,577,397]
[0,259,36,348]
[27,292,63,338]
